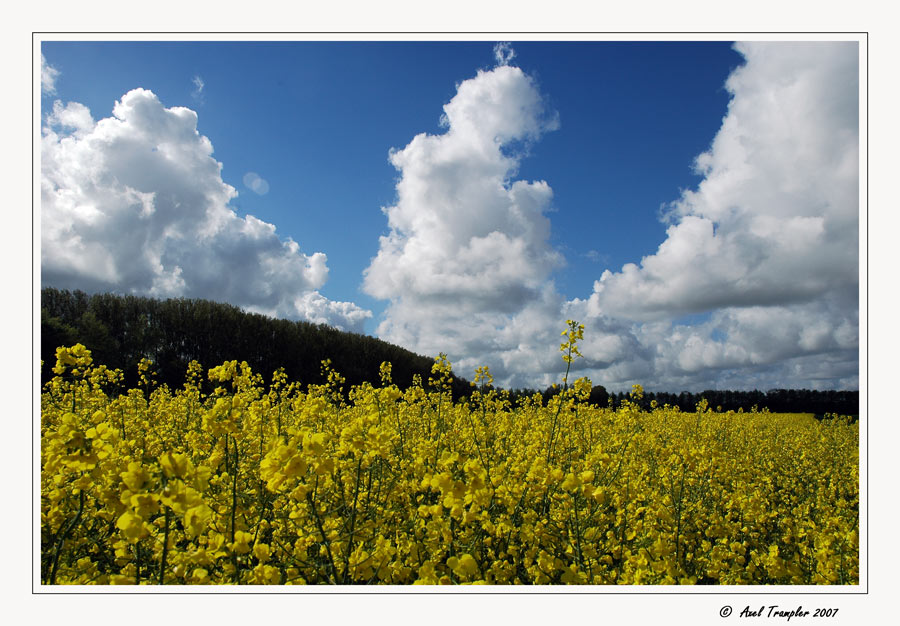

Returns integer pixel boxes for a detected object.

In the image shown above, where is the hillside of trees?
[40,288,472,397]
[40,288,858,417]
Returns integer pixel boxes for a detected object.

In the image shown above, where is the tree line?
[40,288,472,397]
[505,384,858,419]
[40,288,859,417]
[600,388,857,419]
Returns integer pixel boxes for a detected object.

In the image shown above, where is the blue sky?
[39,38,860,392]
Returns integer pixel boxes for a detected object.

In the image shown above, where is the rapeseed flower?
[40,344,858,586]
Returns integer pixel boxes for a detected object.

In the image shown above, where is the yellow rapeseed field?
[40,323,858,585]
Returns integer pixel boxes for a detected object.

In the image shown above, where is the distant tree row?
[609,388,859,418]
[508,383,858,419]
[40,288,471,397]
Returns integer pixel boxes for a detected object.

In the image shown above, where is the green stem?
[229,435,240,584]
[135,543,142,585]
[47,488,85,584]
[306,490,339,584]
[572,492,584,571]
[343,456,364,582]
[158,506,171,584]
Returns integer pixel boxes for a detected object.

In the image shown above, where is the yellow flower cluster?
[41,342,858,585]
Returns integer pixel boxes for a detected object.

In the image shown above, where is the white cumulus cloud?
[364,42,859,392]
[589,42,859,323]
[577,41,859,390]
[41,54,60,95]
[41,87,371,333]
[362,59,566,382]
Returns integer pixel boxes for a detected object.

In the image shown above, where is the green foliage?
[40,288,470,396]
